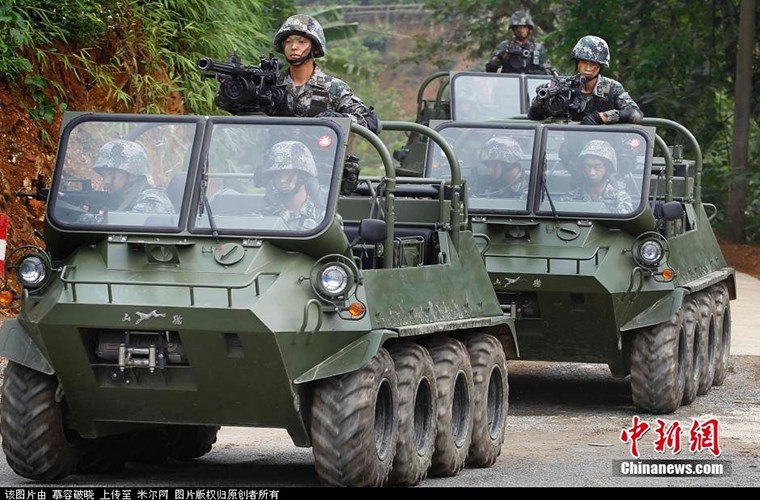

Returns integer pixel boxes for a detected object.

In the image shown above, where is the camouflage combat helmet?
[481,137,524,165]
[274,15,327,58]
[93,139,150,177]
[571,35,610,67]
[578,139,617,173]
[509,10,535,29]
[264,141,318,178]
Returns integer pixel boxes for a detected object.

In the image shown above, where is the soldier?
[89,139,174,216]
[565,139,633,214]
[485,11,554,75]
[529,35,643,125]
[272,14,379,134]
[472,137,528,199]
[260,140,325,230]
[272,14,380,195]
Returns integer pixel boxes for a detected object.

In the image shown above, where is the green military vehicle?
[0,112,517,486]
[402,71,735,414]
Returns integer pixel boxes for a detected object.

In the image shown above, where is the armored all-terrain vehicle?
[0,112,517,485]
[402,71,735,414]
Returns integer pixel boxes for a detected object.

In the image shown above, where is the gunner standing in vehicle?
[485,10,554,75]
[529,35,643,125]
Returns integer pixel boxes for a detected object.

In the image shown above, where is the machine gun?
[14,174,49,202]
[198,51,287,115]
[534,74,587,120]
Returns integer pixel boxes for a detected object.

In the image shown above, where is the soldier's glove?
[341,155,361,196]
[316,110,345,118]
[618,108,636,123]
[581,112,604,125]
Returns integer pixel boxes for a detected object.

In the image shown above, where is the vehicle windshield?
[450,72,552,121]
[194,121,341,234]
[426,123,651,217]
[49,116,343,236]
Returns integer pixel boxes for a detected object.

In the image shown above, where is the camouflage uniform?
[528,35,643,124]
[275,65,375,130]
[81,139,173,222]
[565,182,633,214]
[528,75,642,124]
[563,139,633,214]
[263,196,322,230]
[273,15,378,132]
[261,140,325,230]
[485,11,554,75]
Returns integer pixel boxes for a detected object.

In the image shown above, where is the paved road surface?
[0,273,757,487]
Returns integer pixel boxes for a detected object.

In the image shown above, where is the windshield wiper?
[541,154,559,221]
[198,160,219,239]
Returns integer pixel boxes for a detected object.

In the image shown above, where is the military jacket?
[529,75,643,124]
[564,181,633,214]
[276,65,372,129]
[485,39,553,75]
[263,196,323,230]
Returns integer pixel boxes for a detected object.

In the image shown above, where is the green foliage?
[0,5,33,78]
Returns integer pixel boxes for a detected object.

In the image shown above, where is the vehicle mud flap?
[620,288,687,333]
[293,329,398,384]
[0,319,54,375]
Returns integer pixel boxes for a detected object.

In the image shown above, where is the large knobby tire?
[695,291,717,395]
[711,282,732,386]
[629,309,686,414]
[387,342,437,486]
[680,296,701,406]
[165,425,220,461]
[464,333,508,468]
[311,347,399,487]
[426,336,474,477]
[0,362,80,480]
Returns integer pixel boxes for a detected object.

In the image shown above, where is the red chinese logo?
[620,417,721,458]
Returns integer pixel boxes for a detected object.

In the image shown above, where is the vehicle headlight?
[318,264,350,298]
[309,254,360,304]
[639,240,664,265]
[17,254,49,289]
[631,233,669,269]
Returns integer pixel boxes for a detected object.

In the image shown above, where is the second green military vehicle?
[0,112,516,486]
[403,71,735,414]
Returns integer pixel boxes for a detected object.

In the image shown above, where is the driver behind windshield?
[471,137,528,199]
[260,140,326,230]
[563,139,632,214]
[78,139,174,223]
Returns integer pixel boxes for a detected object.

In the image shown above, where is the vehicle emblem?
[493,276,521,288]
[134,310,167,325]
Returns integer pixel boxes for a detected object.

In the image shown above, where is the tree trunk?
[727,0,756,243]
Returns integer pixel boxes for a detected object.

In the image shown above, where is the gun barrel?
[197,57,235,75]
[536,86,556,100]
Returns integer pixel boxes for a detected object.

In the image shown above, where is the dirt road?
[0,273,758,487]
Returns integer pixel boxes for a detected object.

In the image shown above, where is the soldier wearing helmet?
[87,139,174,218]
[260,140,325,230]
[564,139,633,214]
[485,11,554,75]
[271,14,380,134]
[529,35,643,125]
[472,137,528,199]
